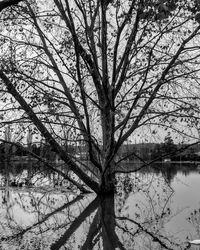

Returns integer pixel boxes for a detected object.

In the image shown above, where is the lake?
[0,162,200,249]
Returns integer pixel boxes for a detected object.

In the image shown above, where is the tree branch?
[0,0,22,12]
[0,70,100,193]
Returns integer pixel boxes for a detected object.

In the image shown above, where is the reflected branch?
[1,194,84,242]
[81,208,101,250]
[116,216,179,250]
[50,196,100,250]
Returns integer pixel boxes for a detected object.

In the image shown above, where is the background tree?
[163,133,177,155]
[1,0,200,194]
[151,133,178,160]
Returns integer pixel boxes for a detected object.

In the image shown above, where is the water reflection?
[0,163,200,249]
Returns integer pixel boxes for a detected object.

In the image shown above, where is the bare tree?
[1,0,200,194]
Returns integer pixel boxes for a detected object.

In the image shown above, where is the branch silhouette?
[0,0,22,12]
[50,196,100,250]
[0,194,84,242]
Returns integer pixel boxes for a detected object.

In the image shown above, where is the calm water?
[0,163,200,249]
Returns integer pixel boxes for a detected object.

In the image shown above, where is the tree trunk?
[99,164,115,195]
[100,194,125,250]
[101,194,115,250]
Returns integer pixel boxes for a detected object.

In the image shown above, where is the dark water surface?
[0,163,200,249]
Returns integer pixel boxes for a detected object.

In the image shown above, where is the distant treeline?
[0,142,76,161]
[119,137,200,162]
[0,137,200,162]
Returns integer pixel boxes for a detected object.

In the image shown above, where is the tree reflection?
[2,166,199,249]
[50,196,100,250]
